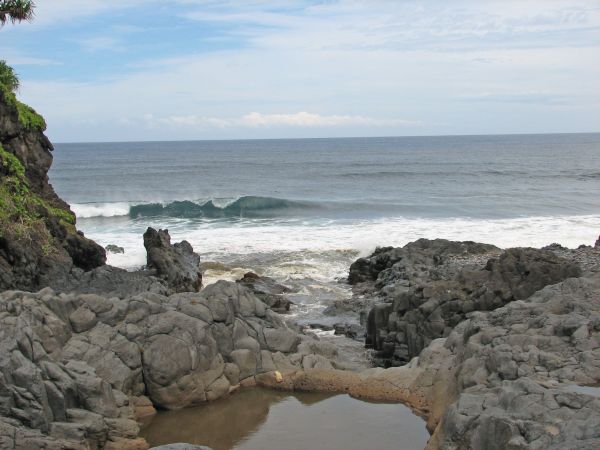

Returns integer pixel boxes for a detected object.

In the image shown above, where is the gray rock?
[230,349,257,380]
[68,306,97,333]
[0,280,329,448]
[144,227,202,293]
[236,272,294,313]
[55,264,170,298]
[359,242,581,366]
[264,327,300,353]
[105,244,125,254]
[418,276,600,450]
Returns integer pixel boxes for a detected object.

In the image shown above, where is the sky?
[0,0,599,142]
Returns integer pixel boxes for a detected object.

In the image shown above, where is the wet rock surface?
[105,245,125,255]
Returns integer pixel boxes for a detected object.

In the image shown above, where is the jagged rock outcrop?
[355,241,581,366]
[236,272,293,313]
[0,281,344,449]
[143,228,202,293]
[0,87,105,292]
[256,276,600,449]
[348,239,500,286]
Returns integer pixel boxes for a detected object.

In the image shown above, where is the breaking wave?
[72,196,317,219]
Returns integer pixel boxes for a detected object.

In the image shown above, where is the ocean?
[49,133,600,324]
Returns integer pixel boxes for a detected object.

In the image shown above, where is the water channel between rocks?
[140,387,430,450]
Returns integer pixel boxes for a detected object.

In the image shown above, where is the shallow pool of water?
[140,387,430,450]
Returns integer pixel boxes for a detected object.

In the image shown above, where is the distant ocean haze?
[49,133,600,278]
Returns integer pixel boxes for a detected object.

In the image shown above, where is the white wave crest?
[71,202,131,218]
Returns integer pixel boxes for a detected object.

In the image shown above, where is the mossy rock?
[0,85,46,131]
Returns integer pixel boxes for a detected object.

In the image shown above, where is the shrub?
[0,60,19,91]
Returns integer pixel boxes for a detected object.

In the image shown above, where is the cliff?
[0,85,105,291]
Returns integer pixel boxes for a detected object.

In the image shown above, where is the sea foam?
[82,214,600,279]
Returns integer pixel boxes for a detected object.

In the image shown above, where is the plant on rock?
[0,60,19,92]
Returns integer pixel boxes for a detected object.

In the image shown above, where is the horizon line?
[53,130,600,146]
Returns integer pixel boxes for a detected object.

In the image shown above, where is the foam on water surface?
[84,214,600,273]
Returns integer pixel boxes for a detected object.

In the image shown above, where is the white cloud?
[184,0,600,52]
[145,111,421,129]
[10,0,600,140]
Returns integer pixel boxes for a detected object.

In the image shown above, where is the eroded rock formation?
[0,281,345,449]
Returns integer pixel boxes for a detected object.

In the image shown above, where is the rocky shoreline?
[2,89,600,449]
[1,236,599,449]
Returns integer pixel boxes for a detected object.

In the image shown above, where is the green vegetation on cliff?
[15,99,46,130]
[0,60,46,131]
[0,84,46,131]
[0,145,75,253]
[0,60,19,91]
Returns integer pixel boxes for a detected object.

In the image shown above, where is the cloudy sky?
[1,0,599,142]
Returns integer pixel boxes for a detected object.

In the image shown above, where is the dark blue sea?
[49,133,600,322]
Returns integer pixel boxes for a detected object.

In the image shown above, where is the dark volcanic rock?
[236,272,293,313]
[348,246,394,284]
[333,322,363,340]
[57,265,170,298]
[357,241,581,366]
[0,87,106,292]
[143,227,202,293]
[64,231,107,271]
[105,244,125,254]
[348,239,499,286]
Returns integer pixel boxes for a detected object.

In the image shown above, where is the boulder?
[236,272,293,313]
[105,245,125,254]
[143,227,202,293]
